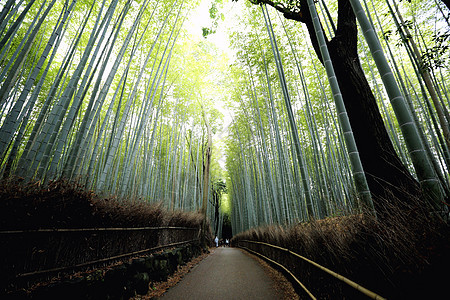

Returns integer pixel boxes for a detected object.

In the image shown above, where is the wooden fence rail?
[236,239,386,300]
[1,226,201,289]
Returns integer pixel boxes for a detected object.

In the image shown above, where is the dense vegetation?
[224,1,450,296]
[0,0,231,236]
[232,210,449,298]
[0,0,449,288]
[224,0,450,230]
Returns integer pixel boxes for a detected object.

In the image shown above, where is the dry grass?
[233,201,450,299]
[0,177,204,230]
[0,177,210,292]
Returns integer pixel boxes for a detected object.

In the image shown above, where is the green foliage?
[0,0,448,236]
[201,0,224,38]
[420,30,450,70]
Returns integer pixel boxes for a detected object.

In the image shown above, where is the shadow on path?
[160,247,282,299]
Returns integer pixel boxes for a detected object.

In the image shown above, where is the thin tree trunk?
[349,0,442,208]
[200,106,212,245]
[259,0,423,214]
[201,108,212,215]
[387,0,450,165]
[0,0,36,53]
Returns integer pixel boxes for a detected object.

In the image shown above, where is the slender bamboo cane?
[349,0,443,207]
[306,0,375,214]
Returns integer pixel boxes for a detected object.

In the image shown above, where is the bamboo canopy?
[0,0,448,235]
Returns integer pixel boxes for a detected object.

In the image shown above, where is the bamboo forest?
[1,0,449,299]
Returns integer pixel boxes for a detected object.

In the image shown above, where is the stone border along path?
[160,247,291,299]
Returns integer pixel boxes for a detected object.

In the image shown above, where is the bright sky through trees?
[186,0,230,51]
[184,0,244,170]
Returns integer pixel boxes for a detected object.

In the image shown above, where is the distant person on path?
[215,236,219,247]
[225,239,229,247]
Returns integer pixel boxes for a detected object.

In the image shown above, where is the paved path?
[160,247,283,300]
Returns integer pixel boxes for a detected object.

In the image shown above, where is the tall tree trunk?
[201,113,212,216]
[328,33,420,206]
[310,0,420,209]
[258,0,421,214]
[308,0,420,210]
[201,107,212,244]
[441,0,450,10]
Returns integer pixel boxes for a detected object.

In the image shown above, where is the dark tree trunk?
[326,31,421,211]
[255,0,423,214]
[441,0,450,11]
[298,0,421,213]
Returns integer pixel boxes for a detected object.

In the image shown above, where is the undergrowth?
[0,177,210,292]
[233,199,450,299]
[0,177,204,230]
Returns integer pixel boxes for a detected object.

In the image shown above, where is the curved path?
[161,247,283,299]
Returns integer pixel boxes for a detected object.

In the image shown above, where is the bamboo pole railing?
[3,226,202,285]
[16,239,200,279]
[237,239,386,300]
[0,226,199,234]
[240,245,316,299]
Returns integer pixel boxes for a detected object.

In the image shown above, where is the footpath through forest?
[161,247,288,299]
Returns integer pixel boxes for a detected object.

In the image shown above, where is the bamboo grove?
[0,0,449,237]
[225,0,450,234]
[0,0,230,236]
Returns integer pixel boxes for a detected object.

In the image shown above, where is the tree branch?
[254,0,305,22]
[251,0,326,64]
